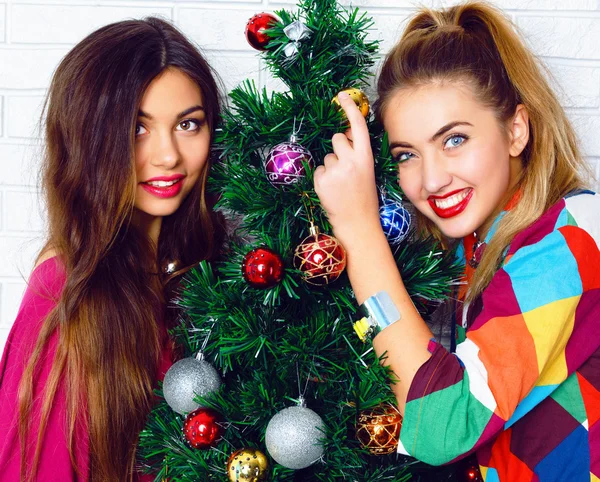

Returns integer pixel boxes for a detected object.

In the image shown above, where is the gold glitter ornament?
[226,447,270,482]
[355,405,402,455]
[331,87,370,118]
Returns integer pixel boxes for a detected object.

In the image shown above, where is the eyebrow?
[138,105,205,120]
[389,121,474,150]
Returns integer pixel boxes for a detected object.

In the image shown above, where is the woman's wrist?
[333,217,385,252]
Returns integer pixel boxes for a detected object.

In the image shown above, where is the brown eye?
[135,124,148,136]
[177,119,200,132]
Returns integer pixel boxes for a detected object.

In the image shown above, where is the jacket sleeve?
[398,222,600,465]
[0,258,89,481]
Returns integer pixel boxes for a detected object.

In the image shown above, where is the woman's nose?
[151,132,180,169]
[421,153,452,195]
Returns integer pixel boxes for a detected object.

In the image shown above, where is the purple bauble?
[264,142,314,186]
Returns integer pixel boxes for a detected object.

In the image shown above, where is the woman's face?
[383,83,527,239]
[134,67,210,234]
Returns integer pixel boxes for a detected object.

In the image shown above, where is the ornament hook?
[290,116,304,144]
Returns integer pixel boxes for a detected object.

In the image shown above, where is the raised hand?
[313,92,381,244]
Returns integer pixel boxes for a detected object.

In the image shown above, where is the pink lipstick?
[140,174,185,199]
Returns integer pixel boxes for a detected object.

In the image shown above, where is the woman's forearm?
[338,224,434,412]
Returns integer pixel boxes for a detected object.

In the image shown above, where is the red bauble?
[182,407,222,449]
[242,247,285,289]
[245,12,279,51]
[294,226,346,286]
[464,465,483,482]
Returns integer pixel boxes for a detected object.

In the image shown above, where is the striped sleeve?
[398,194,600,465]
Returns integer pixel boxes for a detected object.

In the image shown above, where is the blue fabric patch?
[455,241,466,264]
[484,467,499,482]
[553,207,568,231]
[534,424,589,482]
[503,230,582,313]
[484,211,507,245]
[505,385,559,429]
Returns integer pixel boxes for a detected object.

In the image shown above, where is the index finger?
[337,92,371,155]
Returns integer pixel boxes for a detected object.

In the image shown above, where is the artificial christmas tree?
[138,0,467,480]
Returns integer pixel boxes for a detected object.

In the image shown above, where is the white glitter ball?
[163,357,221,415]
[265,405,325,469]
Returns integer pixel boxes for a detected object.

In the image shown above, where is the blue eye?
[394,152,415,163]
[444,134,467,149]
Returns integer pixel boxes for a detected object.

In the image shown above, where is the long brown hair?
[376,1,591,302]
[18,17,222,481]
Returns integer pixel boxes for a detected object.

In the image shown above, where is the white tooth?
[148,180,176,187]
[435,190,469,209]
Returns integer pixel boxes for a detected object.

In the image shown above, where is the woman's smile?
[140,174,186,198]
[428,188,474,218]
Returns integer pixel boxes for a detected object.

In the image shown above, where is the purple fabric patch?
[507,201,565,256]
[510,397,580,470]
[468,268,521,331]
[427,338,438,354]
[577,347,600,392]
[405,342,463,404]
[565,289,600,376]
[472,413,506,454]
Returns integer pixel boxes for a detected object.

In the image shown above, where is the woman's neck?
[132,210,162,248]
[475,155,524,242]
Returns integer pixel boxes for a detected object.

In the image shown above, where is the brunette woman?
[0,17,222,481]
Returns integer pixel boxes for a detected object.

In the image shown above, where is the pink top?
[0,257,174,480]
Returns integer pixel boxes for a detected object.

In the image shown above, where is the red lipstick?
[140,174,185,199]
[428,188,473,219]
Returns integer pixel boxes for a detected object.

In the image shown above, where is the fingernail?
[338,92,350,100]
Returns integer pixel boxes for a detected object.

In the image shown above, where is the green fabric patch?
[566,210,578,226]
[456,325,467,345]
[400,370,494,466]
[551,373,587,424]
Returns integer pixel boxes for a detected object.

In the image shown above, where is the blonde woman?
[316,2,599,480]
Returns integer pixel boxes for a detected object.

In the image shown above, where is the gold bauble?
[331,87,370,118]
[355,405,402,455]
[226,447,270,482]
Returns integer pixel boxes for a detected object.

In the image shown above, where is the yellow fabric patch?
[522,295,579,386]
[591,473,600,482]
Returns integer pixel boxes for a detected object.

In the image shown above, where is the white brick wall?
[1,0,599,353]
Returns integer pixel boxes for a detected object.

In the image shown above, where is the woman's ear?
[509,104,530,157]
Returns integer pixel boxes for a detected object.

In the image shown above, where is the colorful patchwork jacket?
[397,190,600,482]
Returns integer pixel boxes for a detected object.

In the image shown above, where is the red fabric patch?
[578,371,600,428]
[559,225,600,291]
[488,428,535,481]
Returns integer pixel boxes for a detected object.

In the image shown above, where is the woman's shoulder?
[1,251,65,388]
[9,250,66,342]
[509,190,600,254]
[28,249,65,301]
[550,189,600,248]
[33,248,58,269]
[559,189,600,235]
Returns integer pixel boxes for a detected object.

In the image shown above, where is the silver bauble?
[265,405,325,470]
[163,355,221,415]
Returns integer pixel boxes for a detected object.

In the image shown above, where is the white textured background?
[1,0,600,353]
